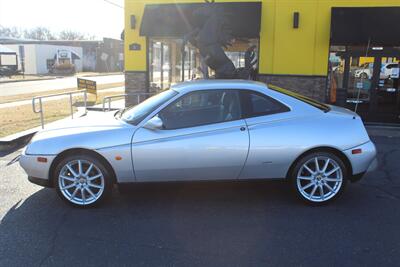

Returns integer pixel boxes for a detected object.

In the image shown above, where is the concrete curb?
[365,125,400,138]
[87,107,119,112]
[80,72,123,77]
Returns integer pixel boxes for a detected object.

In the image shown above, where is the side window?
[159,90,241,129]
[240,90,290,118]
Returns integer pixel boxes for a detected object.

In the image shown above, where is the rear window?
[268,84,330,112]
[240,90,290,118]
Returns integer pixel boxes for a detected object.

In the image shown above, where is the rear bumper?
[343,141,377,179]
[348,157,378,183]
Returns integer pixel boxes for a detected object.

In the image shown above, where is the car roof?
[170,79,268,93]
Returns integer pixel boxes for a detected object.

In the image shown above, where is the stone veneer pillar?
[124,71,148,107]
[258,75,328,102]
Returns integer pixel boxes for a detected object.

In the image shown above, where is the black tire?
[53,154,113,208]
[290,152,348,205]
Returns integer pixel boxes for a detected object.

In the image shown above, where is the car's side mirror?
[143,116,164,130]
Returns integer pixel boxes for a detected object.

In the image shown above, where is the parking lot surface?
[0,134,399,267]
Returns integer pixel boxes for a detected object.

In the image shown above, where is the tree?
[59,30,95,41]
[23,27,56,40]
[0,26,22,38]
[0,26,95,41]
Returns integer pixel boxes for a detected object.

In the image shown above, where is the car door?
[237,90,295,180]
[131,89,249,182]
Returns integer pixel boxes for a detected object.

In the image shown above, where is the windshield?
[268,84,330,112]
[120,89,178,125]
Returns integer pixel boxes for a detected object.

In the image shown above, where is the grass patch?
[0,90,124,138]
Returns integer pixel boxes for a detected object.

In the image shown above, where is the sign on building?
[77,78,97,95]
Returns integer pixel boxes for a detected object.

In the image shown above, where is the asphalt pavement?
[0,134,399,266]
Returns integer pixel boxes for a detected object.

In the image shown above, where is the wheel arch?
[286,146,353,179]
[48,148,117,187]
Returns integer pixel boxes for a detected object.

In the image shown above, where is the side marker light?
[37,157,48,163]
[352,149,362,155]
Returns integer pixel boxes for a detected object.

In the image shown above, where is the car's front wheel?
[291,152,347,205]
[54,154,112,207]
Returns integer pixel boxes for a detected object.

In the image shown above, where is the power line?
[103,0,123,9]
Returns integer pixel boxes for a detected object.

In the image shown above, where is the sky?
[0,0,124,40]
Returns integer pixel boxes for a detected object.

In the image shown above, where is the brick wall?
[125,71,148,107]
[258,75,328,102]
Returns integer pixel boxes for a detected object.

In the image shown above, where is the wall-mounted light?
[293,12,300,29]
[131,15,136,29]
[129,43,141,51]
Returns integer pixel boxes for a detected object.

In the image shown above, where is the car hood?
[26,111,136,155]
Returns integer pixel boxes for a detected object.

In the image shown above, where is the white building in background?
[0,37,123,73]
[4,44,82,74]
[0,45,18,69]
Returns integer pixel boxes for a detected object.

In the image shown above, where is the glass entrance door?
[373,61,400,123]
[346,56,374,114]
[330,49,400,124]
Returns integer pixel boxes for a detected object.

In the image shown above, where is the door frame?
[336,47,400,123]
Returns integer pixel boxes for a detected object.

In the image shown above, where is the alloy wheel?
[58,159,105,206]
[296,156,343,203]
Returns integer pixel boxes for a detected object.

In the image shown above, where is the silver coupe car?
[20,80,377,207]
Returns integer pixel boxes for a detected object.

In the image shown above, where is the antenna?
[354,37,371,113]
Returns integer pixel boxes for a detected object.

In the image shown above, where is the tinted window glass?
[240,90,290,118]
[159,90,241,129]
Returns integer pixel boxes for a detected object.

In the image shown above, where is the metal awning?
[140,2,262,38]
[331,7,400,46]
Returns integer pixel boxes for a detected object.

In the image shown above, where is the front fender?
[26,127,134,155]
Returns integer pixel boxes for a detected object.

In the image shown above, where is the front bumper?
[19,150,56,186]
[28,176,52,187]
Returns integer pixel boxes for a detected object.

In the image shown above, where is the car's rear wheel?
[291,152,347,205]
[54,154,112,207]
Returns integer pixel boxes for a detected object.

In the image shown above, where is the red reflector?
[352,149,362,155]
[37,157,48,163]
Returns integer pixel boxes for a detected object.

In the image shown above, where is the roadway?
[0,133,399,266]
[0,74,124,97]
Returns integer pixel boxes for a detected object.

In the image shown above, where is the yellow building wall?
[125,0,400,76]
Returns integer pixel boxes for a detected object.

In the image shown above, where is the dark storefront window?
[150,38,200,91]
[328,45,400,123]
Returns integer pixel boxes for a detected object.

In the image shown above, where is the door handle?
[240,127,246,131]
